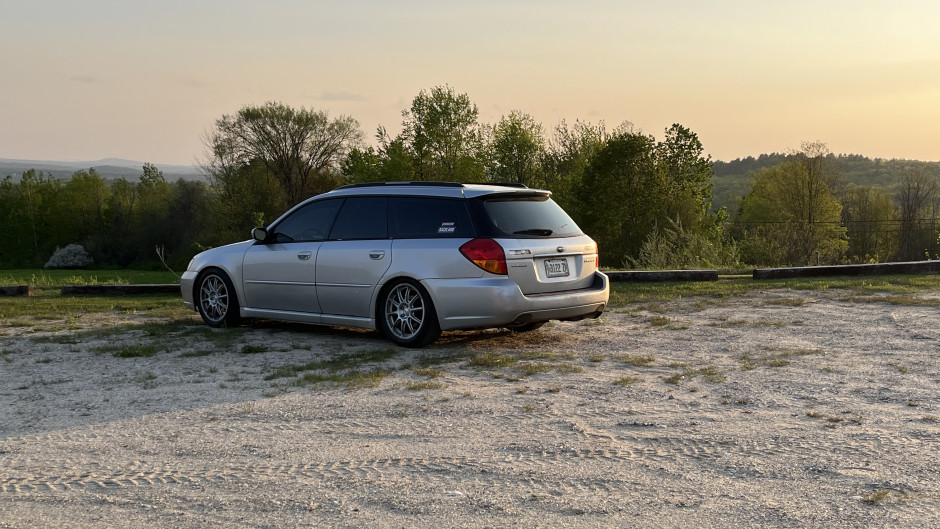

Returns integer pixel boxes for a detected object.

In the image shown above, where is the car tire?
[509,321,546,333]
[379,279,441,348]
[196,269,241,328]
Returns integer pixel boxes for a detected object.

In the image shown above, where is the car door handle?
[297,251,312,261]
[369,250,386,260]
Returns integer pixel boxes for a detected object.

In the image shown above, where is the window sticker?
[438,222,456,234]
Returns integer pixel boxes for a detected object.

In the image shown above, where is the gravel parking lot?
[2,288,939,528]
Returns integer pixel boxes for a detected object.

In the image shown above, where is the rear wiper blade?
[513,228,553,236]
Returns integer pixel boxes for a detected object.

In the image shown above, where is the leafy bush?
[44,244,94,269]
[627,218,739,270]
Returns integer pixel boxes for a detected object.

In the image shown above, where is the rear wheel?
[379,280,440,348]
[196,270,241,328]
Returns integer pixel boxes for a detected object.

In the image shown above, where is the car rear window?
[390,197,474,238]
[480,196,582,237]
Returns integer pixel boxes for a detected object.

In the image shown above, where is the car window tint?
[272,199,342,243]
[482,197,582,237]
[390,197,474,238]
[329,197,388,240]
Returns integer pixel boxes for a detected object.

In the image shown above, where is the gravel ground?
[1,288,939,528]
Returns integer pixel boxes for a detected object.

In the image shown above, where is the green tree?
[735,159,846,266]
[576,131,662,265]
[542,120,610,211]
[206,101,363,204]
[400,85,485,182]
[896,171,939,260]
[488,110,546,187]
[842,185,897,262]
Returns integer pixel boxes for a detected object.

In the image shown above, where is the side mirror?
[251,227,268,242]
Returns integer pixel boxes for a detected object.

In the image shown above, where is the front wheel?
[196,270,241,328]
[379,280,440,348]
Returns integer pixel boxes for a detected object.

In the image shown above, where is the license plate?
[543,258,570,278]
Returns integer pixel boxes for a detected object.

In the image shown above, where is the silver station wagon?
[180,182,609,347]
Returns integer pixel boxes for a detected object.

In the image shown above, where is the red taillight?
[459,238,507,275]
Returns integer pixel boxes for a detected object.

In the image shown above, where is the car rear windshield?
[480,196,583,238]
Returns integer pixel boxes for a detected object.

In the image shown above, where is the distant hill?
[712,154,940,210]
[0,158,203,182]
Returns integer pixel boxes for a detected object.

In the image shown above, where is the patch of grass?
[665,365,725,385]
[613,376,642,386]
[240,345,268,354]
[863,489,908,505]
[762,297,806,306]
[617,354,655,367]
[888,362,909,374]
[413,367,444,378]
[0,291,189,321]
[546,386,561,393]
[0,269,178,288]
[406,380,445,391]
[515,362,583,377]
[588,354,606,363]
[111,343,157,358]
[608,274,940,307]
[469,352,516,368]
[518,351,576,361]
[649,315,670,327]
[294,369,390,390]
[179,350,215,358]
[740,347,823,370]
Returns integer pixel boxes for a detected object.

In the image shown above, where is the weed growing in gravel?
[406,380,445,391]
[863,489,908,505]
[665,365,725,385]
[240,345,268,354]
[617,354,655,367]
[469,352,516,368]
[414,367,444,378]
[179,350,215,358]
[519,351,576,361]
[294,369,390,390]
[613,376,642,386]
[1,349,12,362]
[650,315,670,327]
[888,362,909,374]
[110,343,157,358]
[740,347,823,370]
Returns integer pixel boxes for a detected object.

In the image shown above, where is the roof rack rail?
[484,182,529,189]
[337,181,464,189]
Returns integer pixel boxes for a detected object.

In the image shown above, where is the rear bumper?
[425,271,609,331]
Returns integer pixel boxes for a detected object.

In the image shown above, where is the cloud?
[320,90,366,102]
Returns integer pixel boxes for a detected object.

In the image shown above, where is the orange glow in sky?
[2,0,938,165]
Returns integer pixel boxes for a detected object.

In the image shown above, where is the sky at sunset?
[2,0,939,166]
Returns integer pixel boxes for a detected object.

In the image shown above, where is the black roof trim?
[336,181,530,190]
[337,181,464,189]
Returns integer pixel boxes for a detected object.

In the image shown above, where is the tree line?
[2,85,939,270]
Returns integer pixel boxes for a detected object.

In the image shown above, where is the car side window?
[328,197,388,240]
[390,197,474,238]
[271,199,342,243]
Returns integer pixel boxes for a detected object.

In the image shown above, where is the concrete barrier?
[753,260,940,280]
[60,284,181,295]
[0,285,33,296]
